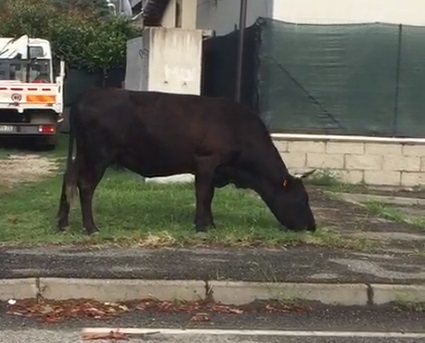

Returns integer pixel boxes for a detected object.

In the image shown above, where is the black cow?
[57,87,317,235]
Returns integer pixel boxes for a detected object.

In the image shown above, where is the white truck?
[0,35,65,148]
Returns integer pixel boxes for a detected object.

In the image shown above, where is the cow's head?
[266,169,317,232]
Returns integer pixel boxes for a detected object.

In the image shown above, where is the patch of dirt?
[383,190,424,199]
[361,188,425,199]
[393,204,425,219]
[309,181,425,199]
[0,154,59,187]
[307,185,425,250]
[343,186,425,199]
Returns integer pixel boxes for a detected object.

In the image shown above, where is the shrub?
[0,0,141,72]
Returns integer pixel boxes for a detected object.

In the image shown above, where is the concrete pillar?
[161,0,177,28]
[181,0,197,29]
[124,27,204,183]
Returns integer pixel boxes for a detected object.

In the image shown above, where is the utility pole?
[235,0,247,103]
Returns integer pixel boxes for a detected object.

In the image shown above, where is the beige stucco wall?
[273,137,425,187]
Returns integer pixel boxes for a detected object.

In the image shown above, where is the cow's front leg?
[194,180,215,232]
[194,156,218,232]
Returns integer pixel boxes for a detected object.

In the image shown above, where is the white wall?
[125,28,203,95]
[148,28,203,95]
[197,0,425,36]
[273,0,425,26]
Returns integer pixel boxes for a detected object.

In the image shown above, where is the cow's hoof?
[195,227,208,234]
[194,222,215,233]
[56,225,70,234]
[57,217,69,233]
[85,227,100,236]
[195,231,209,239]
[307,225,317,233]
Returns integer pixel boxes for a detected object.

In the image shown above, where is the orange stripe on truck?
[26,95,56,103]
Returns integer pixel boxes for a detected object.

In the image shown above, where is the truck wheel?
[30,113,58,151]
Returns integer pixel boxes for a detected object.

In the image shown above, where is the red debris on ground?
[6,299,130,323]
[210,304,244,314]
[135,299,248,315]
[5,298,312,324]
[135,299,311,314]
[190,312,211,322]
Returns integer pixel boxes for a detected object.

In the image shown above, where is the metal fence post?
[392,24,403,136]
[235,0,248,103]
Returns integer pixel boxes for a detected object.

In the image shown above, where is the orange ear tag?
[283,179,288,187]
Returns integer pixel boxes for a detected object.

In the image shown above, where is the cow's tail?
[64,104,79,205]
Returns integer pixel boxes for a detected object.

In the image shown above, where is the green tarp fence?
[63,68,125,107]
[64,18,425,139]
[258,18,425,138]
[202,24,260,111]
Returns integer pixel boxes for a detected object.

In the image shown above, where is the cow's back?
[73,87,277,177]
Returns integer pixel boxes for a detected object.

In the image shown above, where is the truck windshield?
[0,58,51,83]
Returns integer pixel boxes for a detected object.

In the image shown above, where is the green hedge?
[0,0,141,72]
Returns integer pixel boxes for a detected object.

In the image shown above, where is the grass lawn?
[0,135,371,249]
[0,169,370,249]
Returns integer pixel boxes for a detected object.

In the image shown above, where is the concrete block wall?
[273,138,425,187]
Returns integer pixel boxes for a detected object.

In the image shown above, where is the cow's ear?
[295,169,317,179]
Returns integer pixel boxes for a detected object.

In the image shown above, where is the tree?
[51,0,110,18]
[0,0,55,38]
[0,0,140,72]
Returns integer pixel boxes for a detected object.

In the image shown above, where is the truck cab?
[0,35,65,149]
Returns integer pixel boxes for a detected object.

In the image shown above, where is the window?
[0,59,51,83]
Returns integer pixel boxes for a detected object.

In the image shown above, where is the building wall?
[196,0,425,187]
[273,136,425,187]
[197,0,425,36]
[272,0,425,26]
[197,0,272,35]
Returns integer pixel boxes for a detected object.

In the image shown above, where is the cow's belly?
[117,148,196,178]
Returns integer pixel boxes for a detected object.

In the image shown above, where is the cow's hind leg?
[194,156,219,232]
[57,159,78,232]
[78,162,108,235]
[57,171,71,232]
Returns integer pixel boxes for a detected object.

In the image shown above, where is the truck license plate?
[0,125,14,132]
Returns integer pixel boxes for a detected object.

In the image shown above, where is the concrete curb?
[1,278,425,306]
[208,281,369,306]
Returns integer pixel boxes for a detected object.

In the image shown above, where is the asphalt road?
[1,303,424,343]
[2,246,425,284]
